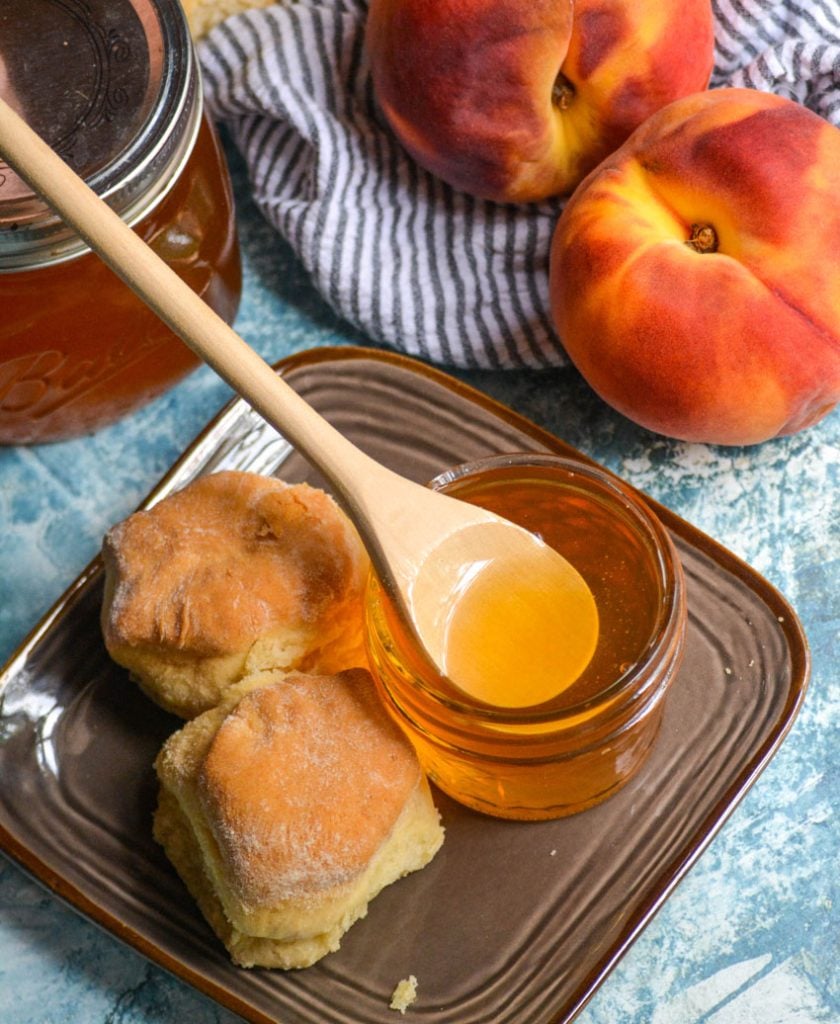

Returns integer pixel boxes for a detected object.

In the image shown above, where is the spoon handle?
[0,96,410,568]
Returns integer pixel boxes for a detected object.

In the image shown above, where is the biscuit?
[101,471,369,718]
[153,668,444,968]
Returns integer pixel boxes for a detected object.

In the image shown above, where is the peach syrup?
[365,454,687,820]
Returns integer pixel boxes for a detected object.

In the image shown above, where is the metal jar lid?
[0,0,201,270]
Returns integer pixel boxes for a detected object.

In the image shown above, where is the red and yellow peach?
[366,0,714,202]
[549,88,840,445]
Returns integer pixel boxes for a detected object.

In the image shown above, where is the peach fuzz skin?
[549,88,840,446]
[365,0,714,203]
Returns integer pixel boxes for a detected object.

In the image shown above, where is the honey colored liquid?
[440,537,599,708]
[0,114,241,443]
[367,464,674,818]
[427,468,662,711]
[483,474,662,708]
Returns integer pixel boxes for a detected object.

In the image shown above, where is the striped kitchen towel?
[199,0,840,370]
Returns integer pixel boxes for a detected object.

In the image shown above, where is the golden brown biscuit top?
[198,670,422,905]
[101,471,367,656]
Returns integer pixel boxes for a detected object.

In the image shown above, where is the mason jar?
[366,453,688,820]
[0,0,241,443]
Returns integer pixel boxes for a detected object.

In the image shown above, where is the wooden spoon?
[0,97,598,707]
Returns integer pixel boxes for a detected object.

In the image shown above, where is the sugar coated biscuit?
[101,471,369,717]
[153,668,445,968]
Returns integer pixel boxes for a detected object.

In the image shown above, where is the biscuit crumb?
[390,975,418,1014]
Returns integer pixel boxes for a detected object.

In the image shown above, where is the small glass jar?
[0,0,241,444]
[365,453,688,820]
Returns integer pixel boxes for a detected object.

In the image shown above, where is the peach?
[365,0,714,203]
[549,88,840,446]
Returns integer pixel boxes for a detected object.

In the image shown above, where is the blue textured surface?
[1,139,838,1024]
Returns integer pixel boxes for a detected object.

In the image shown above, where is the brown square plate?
[0,347,810,1024]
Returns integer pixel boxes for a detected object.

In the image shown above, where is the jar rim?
[0,0,200,271]
[378,451,687,727]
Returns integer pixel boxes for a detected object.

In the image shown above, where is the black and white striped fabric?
[199,0,840,370]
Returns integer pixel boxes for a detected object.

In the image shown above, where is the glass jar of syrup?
[366,453,688,821]
[0,0,242,444]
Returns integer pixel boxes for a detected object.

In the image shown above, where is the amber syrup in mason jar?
[0,0,242,443]
[0,117,240,443]
[365,454,687,820]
